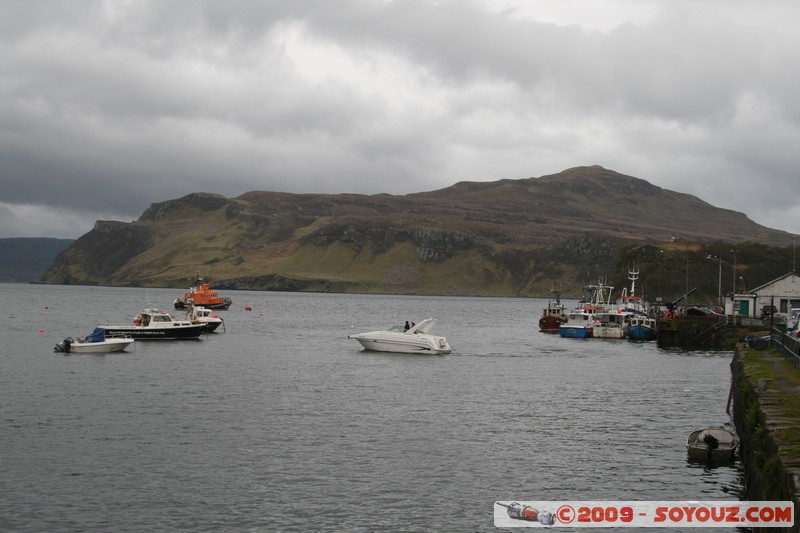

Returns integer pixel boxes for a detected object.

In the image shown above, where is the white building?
[724,271,800,317]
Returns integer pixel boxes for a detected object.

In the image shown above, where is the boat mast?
[628,266,639,297]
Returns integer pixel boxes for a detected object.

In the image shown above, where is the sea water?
[0,284,745,531]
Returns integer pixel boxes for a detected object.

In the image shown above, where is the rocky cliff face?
[36,166,791,297]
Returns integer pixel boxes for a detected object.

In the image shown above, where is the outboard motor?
[703,433,720,450]
[703,432,720,463]
[54,337,74,354]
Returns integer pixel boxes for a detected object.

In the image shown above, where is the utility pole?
[685,243,690,306]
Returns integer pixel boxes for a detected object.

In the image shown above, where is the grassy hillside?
[35,166,796,300]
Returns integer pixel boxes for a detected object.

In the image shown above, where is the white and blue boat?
[614,267,657,341]
[627,315,657,340]
[559,280,613,338]
[559,311,596,338]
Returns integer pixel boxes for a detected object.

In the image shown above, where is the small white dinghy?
[54,327,134,354]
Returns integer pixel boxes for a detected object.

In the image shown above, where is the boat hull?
[56,337,134,354]
[628,325,656,341]
[175,300,230,311]
[538,316,564,333]
[349,332,451,354]
[593,326,628,339]
[351,337,451,354]
[559,326,593,338]
[198,321,222,333]
[101,325,202,340]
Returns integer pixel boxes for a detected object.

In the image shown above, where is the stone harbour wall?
[730,343,800,532]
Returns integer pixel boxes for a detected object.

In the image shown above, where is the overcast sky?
[2,0,799,240]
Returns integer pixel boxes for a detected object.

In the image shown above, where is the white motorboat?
[348,318,452,354]
[54,327,134,354]
[184,305,224,333]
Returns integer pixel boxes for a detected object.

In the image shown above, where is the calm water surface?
[0,284,745,531]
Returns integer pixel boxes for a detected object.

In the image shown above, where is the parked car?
[785,308,800,332]
[788,320,800,338]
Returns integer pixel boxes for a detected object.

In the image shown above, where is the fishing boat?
[538,290,567,333]
[174,275,232,310]
[558,310,596,338]
[593,311,629,339]
[54,327,134,354]
[559,280,612,339]
[348,318,452,354]
[100,308,203,340]
[615,267,657,341]
[627,315,657,340]
[686,427,739,463]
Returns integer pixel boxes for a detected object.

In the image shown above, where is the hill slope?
[36,166,791,297]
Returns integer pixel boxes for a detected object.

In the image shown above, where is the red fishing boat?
[538,291,567,333]
[174,276,232,310]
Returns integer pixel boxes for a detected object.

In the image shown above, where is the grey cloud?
[1,0,799,238]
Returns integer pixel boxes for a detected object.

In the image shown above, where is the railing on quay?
[770,327,800,369]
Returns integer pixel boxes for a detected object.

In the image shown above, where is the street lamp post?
[685,244,690,306]
[657,250,663,300]
[707,254,723,307]
[731,249,738,316]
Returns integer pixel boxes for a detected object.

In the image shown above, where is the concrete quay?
[730,333,800,532]
[658,315,769,350]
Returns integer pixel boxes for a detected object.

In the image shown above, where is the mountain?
[0,238,75,282]
[35,166,792,297]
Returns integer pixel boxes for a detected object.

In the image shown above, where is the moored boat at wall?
[559,311,595,338]
[538,290,567,333]
[559,280,613,339]
[686,427,739,464]
[627,315,657,340]
[593,311,629,339]
[615,267,657,340]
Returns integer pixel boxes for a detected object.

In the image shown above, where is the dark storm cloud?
[1,0,799,238]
